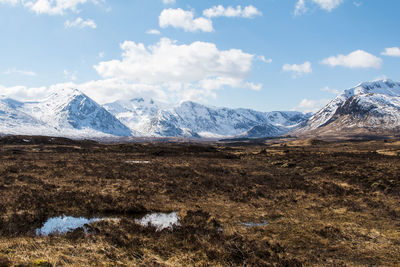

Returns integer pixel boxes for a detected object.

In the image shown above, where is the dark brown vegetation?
[0,135,399,266]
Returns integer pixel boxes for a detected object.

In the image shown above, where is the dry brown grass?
[0,135,399,266]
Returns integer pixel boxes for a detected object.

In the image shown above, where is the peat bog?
[0,136,399,266]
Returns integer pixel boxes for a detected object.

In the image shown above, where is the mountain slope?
[294,79,400,136]
[0,89,132,137]
[105,100,310,138]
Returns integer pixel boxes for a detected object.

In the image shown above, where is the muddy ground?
[0,136,399,266]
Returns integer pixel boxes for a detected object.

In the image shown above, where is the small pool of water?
[239,221,268,227]
[125,160,150,164]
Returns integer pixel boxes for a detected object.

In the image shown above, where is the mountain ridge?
[294,79,400,137]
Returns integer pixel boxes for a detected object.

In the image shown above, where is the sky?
[0,0,399,113]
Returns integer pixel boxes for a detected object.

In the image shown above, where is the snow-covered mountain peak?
[346,79,400,98]
[295,79,400,134]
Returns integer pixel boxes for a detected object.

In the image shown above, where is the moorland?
[0,136,399,266]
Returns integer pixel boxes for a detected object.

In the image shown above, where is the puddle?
[35,216,113,236]
[125,160,150,164]
[239,221,268,227]
[135,212,181,231]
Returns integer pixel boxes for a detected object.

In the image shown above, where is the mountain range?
[0,89,309,138]
[0,79,399,139]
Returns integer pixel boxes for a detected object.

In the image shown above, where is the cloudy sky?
[0,0,399,112]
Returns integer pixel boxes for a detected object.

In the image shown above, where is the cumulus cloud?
[146,29,161,35]
[295,0,343,15]
[0,0,20,5]
[63,70,77,81]
[0,84,49,101]
[3,68,36,76]
[321,50,382,69]
[1,38,259,104]
[297,98,330,113]
[313,0,343,11]
[0,0,99,15]
[92,38,257,102]
[294,0,307,15]
[159,8,213,32]
[258,56,272,63]
[95,38,253,84]
[0,80,168,104]
[282,61,312,77]
[381,47,400,57]
[203,5,262,19]
[321,86,339,94]
[64,17,97,29]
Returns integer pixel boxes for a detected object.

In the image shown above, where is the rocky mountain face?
[0,89,132,137]
[294,79,400,137]
[104,99,310,138]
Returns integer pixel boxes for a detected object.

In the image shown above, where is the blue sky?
[0,0,399,112]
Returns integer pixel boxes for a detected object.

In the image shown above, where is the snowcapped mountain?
[1,88,309,139]
[103,97,164,135]
[104,100,310,138]
[294,79,400,136]
[0,89,131,137]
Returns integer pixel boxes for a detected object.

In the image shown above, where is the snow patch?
[35,216,104,236]
[135,212,181,231]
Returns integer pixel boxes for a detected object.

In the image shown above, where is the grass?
[0,135,399,266]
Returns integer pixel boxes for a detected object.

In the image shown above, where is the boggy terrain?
[0,136,399,266]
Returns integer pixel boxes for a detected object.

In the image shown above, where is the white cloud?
[258,55,272,63]
[381,47,400,57]
[25,0,91,15]
[312,0,343,11]
[295,0,343,15]
[203,5,262,19]
[95,38,254,84]
[0,80,167,104]
[294,0,307,15]
[3,68,36,76]
[321,50,382,69]
[0,0,99,15]
[0,0,20,5]
[64,17,97,29]
[146,29,161,35]
[297,98,330,113]
[0,84,48,101]
[63,70,77,81]
[93,38,257,102]
[282,61,312,77]
[0,38,259,104]
[244,82,262,91]
[159,8,213,32]
[98,51,105,58]
[162,0,175,4]
[321,86,339,94]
